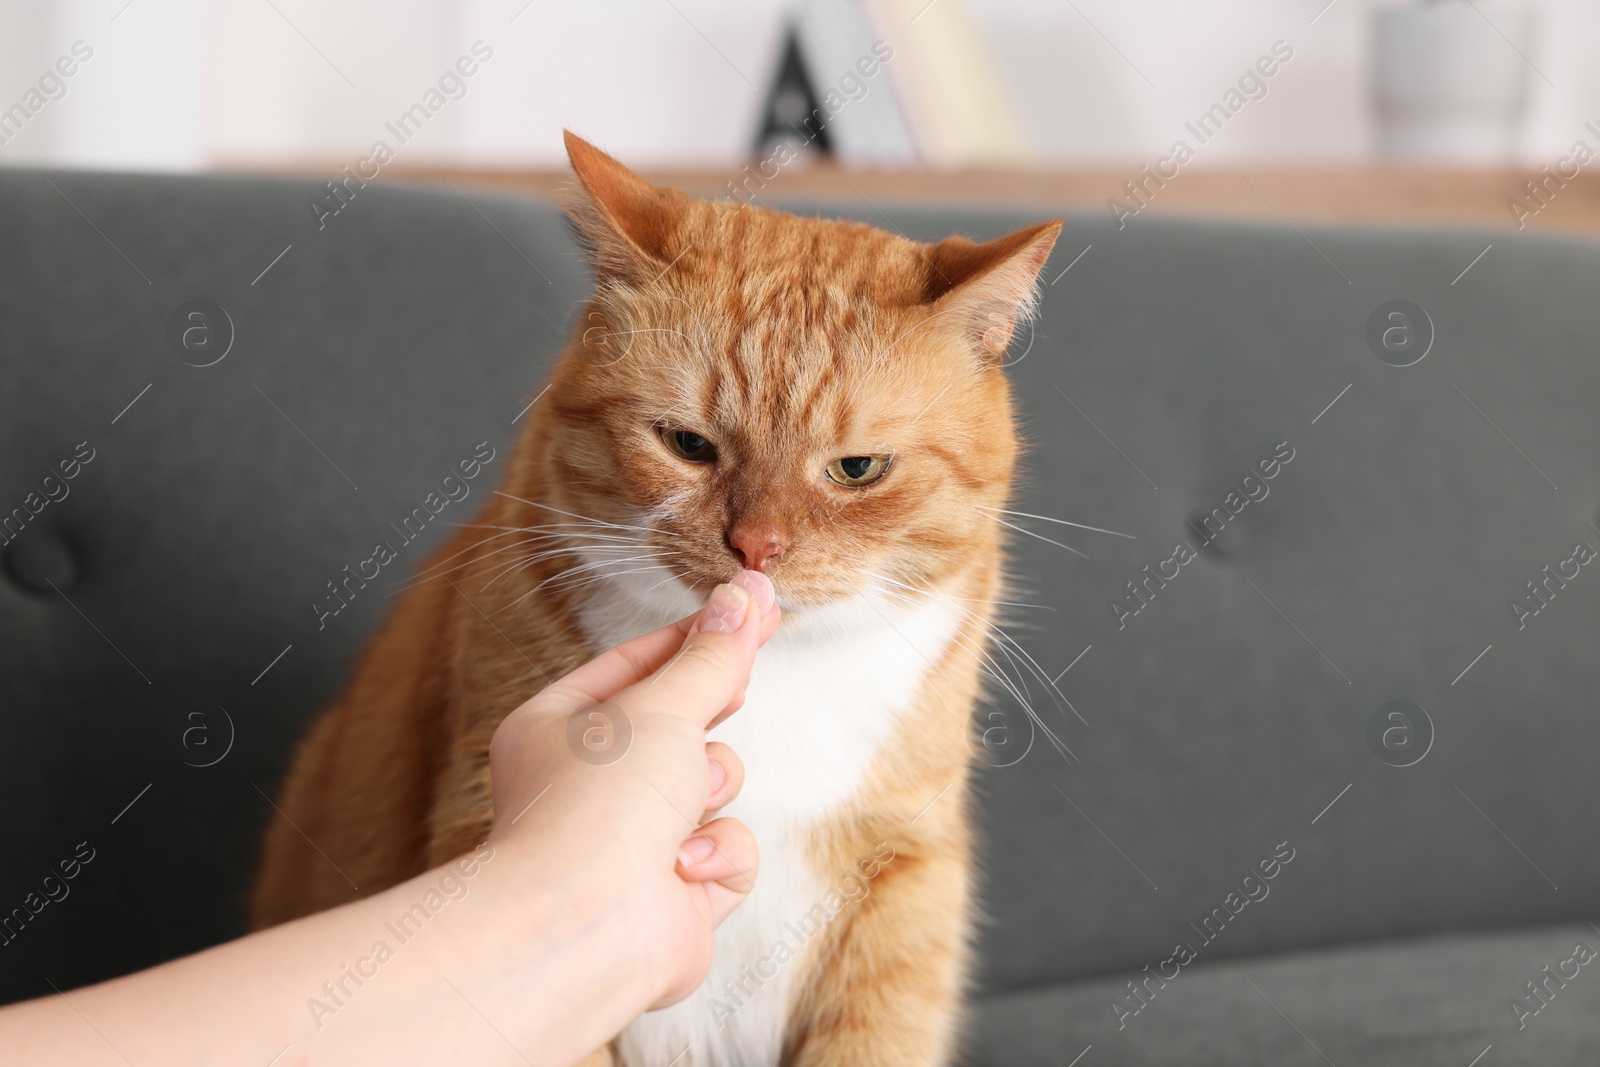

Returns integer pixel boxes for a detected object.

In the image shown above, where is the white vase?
[1372,1,1534,162]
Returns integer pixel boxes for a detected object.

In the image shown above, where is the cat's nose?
[726,525,787,572]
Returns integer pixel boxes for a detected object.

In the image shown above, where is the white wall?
[0,0,1594,171]
[0,0,204,168]
[973,0,1600,166]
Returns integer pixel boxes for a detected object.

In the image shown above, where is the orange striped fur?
[252,133,1060,1065]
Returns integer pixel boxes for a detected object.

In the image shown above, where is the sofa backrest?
[1,172,1596,1003]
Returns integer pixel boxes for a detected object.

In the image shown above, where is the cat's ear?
[922,220,1063,360]
[563,130,693,284]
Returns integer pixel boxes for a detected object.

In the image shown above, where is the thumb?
[614,572,773,730]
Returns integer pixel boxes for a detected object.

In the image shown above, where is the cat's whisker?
[386,540,552,597]
[459,522,640,543]
[494,490,660,536]
[501,532,647,550]
[871,571,1081,727]
[872,578,1075,763]
[975,504,1135,540]
[391,531,643,595]
[411,527,637,576]
[468,504,666,595]
[934,592,1071,706]
[459,520,639,539]
[940,619,1035,713]
[639,567,693,597]
[491,552,671,612]
[858,586,942,675]
[494,578,552,615]
[443,522,543,532]
[986,515,1089,560]
[536,564,672,598]
[948,631,1035,716]
[450,532,629,569]
[478,544,648,592]
[393,527,547,587]
[523,552,660,593]
[502,547,659,588]
[393,547,538,595]
[965,613,1085,728]
[942,626,1079,765]
[869,571,1055,613]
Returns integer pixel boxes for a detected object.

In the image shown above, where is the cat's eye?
[661,427,717,463]
[826,455,890,487]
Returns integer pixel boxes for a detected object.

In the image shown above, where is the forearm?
[1,577,773,1065]
[0,845,647,1067]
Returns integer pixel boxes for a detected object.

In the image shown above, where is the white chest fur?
[574,574,962,1067]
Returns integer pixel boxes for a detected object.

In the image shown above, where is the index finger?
[532,571,778,715]
[608,581,766,729]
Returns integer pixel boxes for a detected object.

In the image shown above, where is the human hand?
[0,573,780,1067]
[485,569,781,1017]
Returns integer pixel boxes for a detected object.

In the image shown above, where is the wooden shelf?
[231,162,1600,236]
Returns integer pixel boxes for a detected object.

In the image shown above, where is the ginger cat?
[252,131,1061,1066]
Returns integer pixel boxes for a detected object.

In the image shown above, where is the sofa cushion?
[3,173,1599,1015]
[0,171,589,1003]
[972,926,1600,1066]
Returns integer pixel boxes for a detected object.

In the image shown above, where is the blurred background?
[3,0,1600,229]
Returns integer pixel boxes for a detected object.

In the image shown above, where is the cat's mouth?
[561,507,878,615]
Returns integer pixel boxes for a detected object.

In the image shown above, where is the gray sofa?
[3,171,1598,1065]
